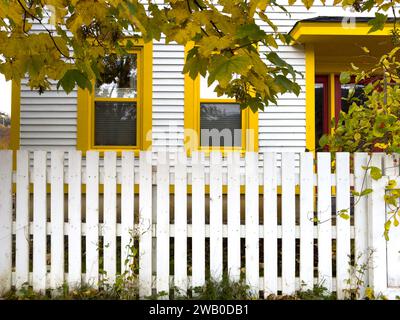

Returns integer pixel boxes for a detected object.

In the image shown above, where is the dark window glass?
[95,101,137,146]
[341,84,366,113]
[95,54,137,98]
[315,82,325,148]
[200,103,242,147]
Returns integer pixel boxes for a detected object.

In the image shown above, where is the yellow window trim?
[184,43,258,155]
[77,39,152,155]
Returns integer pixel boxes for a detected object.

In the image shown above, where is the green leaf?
[236,24,264,40]
[319,134,329,148]
[208,55,250,87]
[274,75,295,94]
[340,71,351,84]
[367,13,388,34]
[57,69,92,94]
[339,212,350,220]
[360,188,373,196]
[370,166,382,180]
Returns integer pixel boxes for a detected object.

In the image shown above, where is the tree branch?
[16,0,72,60]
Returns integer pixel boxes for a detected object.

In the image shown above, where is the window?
[94,53,138,147]
[77,40,152,152]
[184,44,258,153]
[314,74,371,150]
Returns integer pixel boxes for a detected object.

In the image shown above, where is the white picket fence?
[0,150,399,299]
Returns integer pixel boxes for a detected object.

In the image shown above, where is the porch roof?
[289,16,394,43]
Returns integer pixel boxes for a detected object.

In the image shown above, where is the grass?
[0,125,10,149]
[3,278,340,301]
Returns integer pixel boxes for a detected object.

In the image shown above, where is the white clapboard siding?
[103,152,117,283]
[32,151,47,292]
[335,153,351,299]
[15,150,30,288]
[85,151,99,287]
[68,151,82,286]
[353,153,369,296]
[50,151,65,289]
[245,152,260,294]
[121,151,135,275]
[317,152,332,291]
[209,151,223,281]
[191,152,206,289]
[263,152,278,296]
[0,150,12,293]
[383,154,400,287]
[139,151,153,297]
[281,153,296,295]
[227,152,241,281]
[156,152,170,295]
[299,152,314,289]
[174,152,188,293]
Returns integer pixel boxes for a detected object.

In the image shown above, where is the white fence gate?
[0,150,399,299]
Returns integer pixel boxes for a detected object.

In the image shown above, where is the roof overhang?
[289,20,393,44]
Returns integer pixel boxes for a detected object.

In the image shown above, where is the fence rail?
[0,150,399,299]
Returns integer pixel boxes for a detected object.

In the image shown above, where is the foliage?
[0,124,10,149]
[343,250,374,299]
[0,0,359,111]
[295,282,336,300]
[189,275,255,300]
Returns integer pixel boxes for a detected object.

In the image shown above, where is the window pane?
[95,101,137,146]
[200,103,241,147]
[341,84,366,113]
[95,54,137,98]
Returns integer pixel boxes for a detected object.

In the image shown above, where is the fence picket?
[367,154,386,293]
[245,152,259,294]
[210,151,223,281]
[174,152,188,293]
[121,151,135,275]
[68,151,82,287]
[15,150,30,288]
[139,151,153,297]
[383,154,400,287]
[299,152,314,290]
[156,152,170,295]
[317,152,332,291]
[33,151,47,292]
[191,152,206,289]
[0,150,12,293]
[353,153,369,297]
[85,151,99,287]
[263,152,277,296]
[227,152,241,281]
[281,152,296,295]
[103,151,117,284]
[336,152,351,299]
[50,151,65,289]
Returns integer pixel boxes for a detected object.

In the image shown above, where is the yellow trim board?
[290,21,393,43]
[10,80,20,151]
[305,44,315,153]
